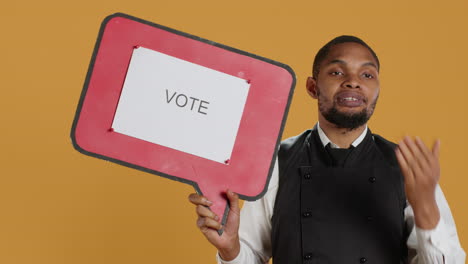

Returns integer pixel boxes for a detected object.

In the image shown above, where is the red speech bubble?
[71,13,295,232]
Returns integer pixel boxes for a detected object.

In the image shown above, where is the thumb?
[226,189,240,213]
[224,189,240,233]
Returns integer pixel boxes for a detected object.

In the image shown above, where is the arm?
[396,136,466,263]
[406,185,466,264]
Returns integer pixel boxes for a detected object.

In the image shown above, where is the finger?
[226,189,240,214]
[415,138,441,180]
[197,217,222,231]
[404,136,424,162]
[432,139,441,159]
[414,137,432,164]
[398,138,416,167]
[223,189,241,234]
[431,139,441,181]
[401,137,424,178]
[188,193,213,206]
[396,146,414,185]
[196,205,219,221]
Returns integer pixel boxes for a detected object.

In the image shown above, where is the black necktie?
[325,143,354,167]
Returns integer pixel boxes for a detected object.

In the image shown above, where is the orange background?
[1,0,466,263]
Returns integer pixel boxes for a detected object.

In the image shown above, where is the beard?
[319,95,378,130]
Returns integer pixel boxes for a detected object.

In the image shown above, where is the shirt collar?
[316,122,368,149]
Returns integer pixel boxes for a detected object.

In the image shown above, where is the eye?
[330,71,344,76]
[362,73,374,79]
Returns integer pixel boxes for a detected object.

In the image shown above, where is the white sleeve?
[406,184,466,264]
[216,158,279,264]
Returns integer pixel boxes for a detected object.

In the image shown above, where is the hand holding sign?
[71,13,295,235]
[189,190,241,261]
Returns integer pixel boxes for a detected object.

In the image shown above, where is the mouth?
[335,91,366,108]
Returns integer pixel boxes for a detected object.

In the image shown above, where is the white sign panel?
[112,47,250,164]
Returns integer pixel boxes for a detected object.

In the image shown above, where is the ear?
[306,76,318,99]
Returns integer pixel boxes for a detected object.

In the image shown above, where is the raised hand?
[395,136,441,229]
[188,189,241,261]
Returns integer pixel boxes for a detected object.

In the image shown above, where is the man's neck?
[318,117,367,149]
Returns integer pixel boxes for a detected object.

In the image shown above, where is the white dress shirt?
[217,125,466,264]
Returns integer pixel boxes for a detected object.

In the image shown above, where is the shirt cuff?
[415,218,447,260]
[216,243,245,264]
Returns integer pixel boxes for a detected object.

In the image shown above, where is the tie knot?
[325,144,353,167]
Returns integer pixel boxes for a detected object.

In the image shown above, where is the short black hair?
[312,35,380,78]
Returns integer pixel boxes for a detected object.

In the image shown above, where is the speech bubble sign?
[71,13,295,232]
[112,46,251,164]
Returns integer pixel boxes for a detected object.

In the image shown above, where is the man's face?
[307,42,380,130]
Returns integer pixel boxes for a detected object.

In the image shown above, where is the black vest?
[271,129,408,264]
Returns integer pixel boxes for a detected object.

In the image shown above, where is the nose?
[342,75,361,89]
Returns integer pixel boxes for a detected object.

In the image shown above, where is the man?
[189,36,465,263]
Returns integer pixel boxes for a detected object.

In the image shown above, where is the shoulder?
[277,129,312,176]
[279,129,312,155]
[373,133,397,147]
